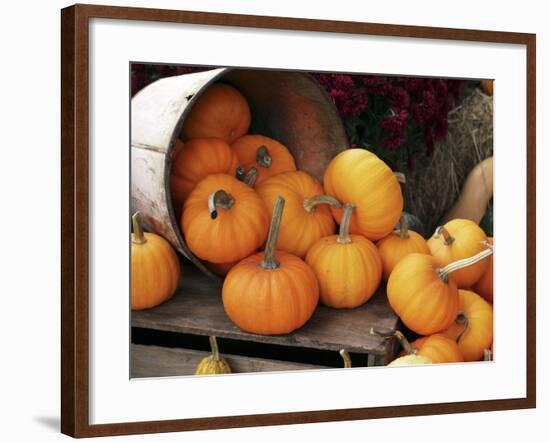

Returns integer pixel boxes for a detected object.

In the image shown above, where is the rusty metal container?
[131,67,348,277]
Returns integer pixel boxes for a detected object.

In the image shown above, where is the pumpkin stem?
[302,195,342,213]
[454,311,470,344]
[208,190,235,220]
[339,349,352,368]
[256,145,272,168]
[437,243,494,283]
[337,203,355,244]
[369,328,416,356]
[393,172,406,184]
[235,165,246,181]
[435,225,455,245]
[131,212,147,244]
[209,336,220,361]
[483,348,493,361]
[260,196,285,270]
[243,167,258,187]
[397,214,409,239]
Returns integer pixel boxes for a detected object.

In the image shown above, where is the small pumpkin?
[182,174,269,263]
[170,138,239,214]
[376,329,463,364]
[472,237,493,303]
[427,219,489,288]
[306,203,382,309]
[442,289,493,362]
[376,214,430,281]
[180,83,251,144]
[387,245,493,335]
[256,171,340,258]
[131,212,180,310]
[194,336,232,375]
[222,197,319,335]
[371,328,436,366]
[231,135,296,186]
[323,149,403,241]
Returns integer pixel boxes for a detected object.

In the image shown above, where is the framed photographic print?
[61,3,536,438]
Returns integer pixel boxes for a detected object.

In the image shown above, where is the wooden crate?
[132,261,402,376]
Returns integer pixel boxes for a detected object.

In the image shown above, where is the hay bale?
[402,89,493,236]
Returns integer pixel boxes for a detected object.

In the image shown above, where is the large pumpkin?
[182,174,269,263]
[387,245,493,335]
[231,135,296,186]
[222,197,319,335]
[442,289,493,361]
[376,214,430,281]
[306,204,382,308]
[170,138,239,215]
[323,149,403,241]
[131,212,180,310]
[472,237,493,303]
[256,171,340,258]
[427,219,489,288]
[180,83,251,144]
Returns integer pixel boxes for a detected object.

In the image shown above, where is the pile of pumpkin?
[131,81,494,371]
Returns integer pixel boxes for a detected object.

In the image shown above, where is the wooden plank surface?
[132,344,326,378]
[132,261,399,356]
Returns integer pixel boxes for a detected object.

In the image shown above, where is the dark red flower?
[389,86,410,109]
[381,109,409,132]
[384,131,407,149]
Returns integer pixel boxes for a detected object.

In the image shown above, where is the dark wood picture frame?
[61,3,536,438]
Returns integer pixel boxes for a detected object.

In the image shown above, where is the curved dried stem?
[208,190,235,220]
[260,196,285,270]
[339,349,352,368]
[337,204,355,244]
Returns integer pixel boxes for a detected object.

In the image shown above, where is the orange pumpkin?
[131,212,180,310]
[182,174,269,263]
[323,149,403,241]
[231,135,296,186]
[472,237,493,303]
[387,245,493,335]
[427,219,489,288]
[306,204,382,308]
[377,329,463,364]
[256,171,340,258]
[376,214,430,281]
[222,197,319,335]
[180,83,251,144]
[442,289,493,361]
[170,138,239,215]
[371,329,434,367]
[409,334,464,364]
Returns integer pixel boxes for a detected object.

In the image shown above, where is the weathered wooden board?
[132,344,326,378]
[132,262,399,357]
